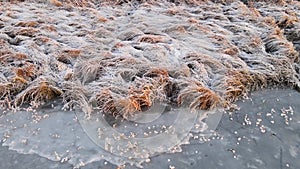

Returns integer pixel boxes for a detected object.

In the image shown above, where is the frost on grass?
[0,0,299,117]
[14,76,63,108]
[0,0,300,168]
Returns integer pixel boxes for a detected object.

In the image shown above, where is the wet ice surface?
[0,100,223,167]
[0,103,125,168]
[1,0,300,122]
[0,88,299,169]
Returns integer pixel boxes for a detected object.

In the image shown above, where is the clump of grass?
[92,89,119,117]
[263,28,298,62]
[142,67,173,101]
[74,54,137,84]
[143,68,169,82]
[14,63,38,81]
[138,35,164,44]
[183,53,225,73]
[223,46,239,56]
[116,85,153,119]
[0,75,21,108]
[90,67,171,119]
[93,84,155,119]
[0,53,28,64]
[74,58,105,84]
[0,82,13,100]
[15,28,39,37]
[0,71,29,101]
[177,80,221,111]
[62,81,91,115]
[63,49,81,57]
[276,13,298,29]
[15,21,39,28]
[14,76,63,107]
[224,70,253,102]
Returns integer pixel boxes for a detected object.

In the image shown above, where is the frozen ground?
[1,0,300,115]
[0,88,299,169]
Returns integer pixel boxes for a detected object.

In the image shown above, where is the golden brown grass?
[15,28,39,37]
[264,28,298,62]
[224,70,253,102]
[90,67,171,119]
[63,49,81,57]
[14,77,63,106]
[0,75,28,101]
[177,80,221,110]
[143,68,169,82]
[93,89,119,117]
[15,21,39,28]
[93,83,157,119]
[138,35,164,44]
[0,53,28,64]
[276,13,298,29]
[14,63,37,81]
[50,0,63,6]
[117,85,153,118]
[223,46,239,56]
[0,82,13,100]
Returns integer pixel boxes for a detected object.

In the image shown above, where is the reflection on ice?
[0,101,223,168]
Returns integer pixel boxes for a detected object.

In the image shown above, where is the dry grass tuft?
[50,0,63,7]
[14,63,38,81]
[93,84,154,119]
[224,70,253,102]
[74,58,105,84]
[143,68,169,82]
[93,89,118,116]
[62,81,92,114]
[1,54,25,64]
[0,75,29,101]
[63,49,81,57]
[56,49,81,65]
[14,77,63,107]
[184,53,225,71]
[276,14,298,29]
[178,80,221,110]
[117,85,153,118]
[223,46,239,56]
[90,67,170,119]
[90,89,122,118]
[142,67,174,101]
[15,28,39,37]
[264,28,298,62]
[15,21,39,28]
[138,35,165,44]
[0,83,13,100]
